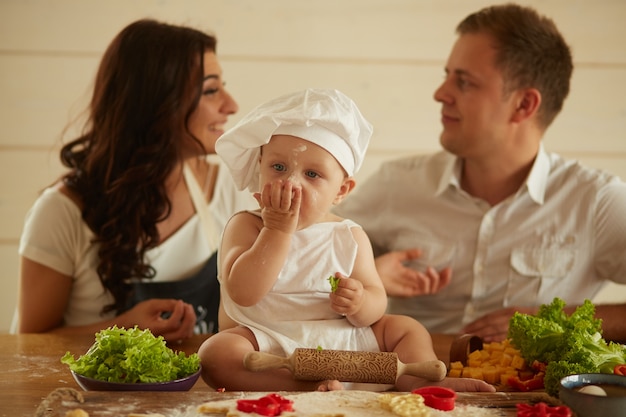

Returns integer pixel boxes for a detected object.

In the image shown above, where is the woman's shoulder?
[56,182,84,209]
[21,182,92,256]
[23,183,86,238]
[31,183,82,213]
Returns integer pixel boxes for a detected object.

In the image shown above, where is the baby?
[198,88,493,393]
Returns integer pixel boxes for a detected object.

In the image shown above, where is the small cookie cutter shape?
[411,386,457,411]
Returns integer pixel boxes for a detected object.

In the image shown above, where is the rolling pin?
[244,348,447,384]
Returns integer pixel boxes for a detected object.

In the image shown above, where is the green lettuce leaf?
[328,275,340,292]
[61,326,200,383]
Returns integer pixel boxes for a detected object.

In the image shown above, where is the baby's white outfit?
[220,216,380,357]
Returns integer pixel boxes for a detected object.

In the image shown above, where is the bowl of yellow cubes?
[447,334,544,391]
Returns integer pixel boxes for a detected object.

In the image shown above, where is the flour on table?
[197,391,506,417]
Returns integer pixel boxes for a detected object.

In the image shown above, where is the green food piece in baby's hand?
[61,325,200,383]
[328,275,340,292]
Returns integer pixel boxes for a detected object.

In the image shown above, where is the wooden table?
[0,333,558,417]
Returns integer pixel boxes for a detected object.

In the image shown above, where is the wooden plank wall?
[1,0,625,332]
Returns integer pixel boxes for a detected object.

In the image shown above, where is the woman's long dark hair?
[60,19,216,315]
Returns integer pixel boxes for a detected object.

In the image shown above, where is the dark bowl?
[71,367,201,391]
[559,373,626,417]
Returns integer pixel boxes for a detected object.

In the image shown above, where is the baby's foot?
[316,379,344,391]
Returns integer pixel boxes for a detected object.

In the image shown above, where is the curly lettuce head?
[61,326,200,383]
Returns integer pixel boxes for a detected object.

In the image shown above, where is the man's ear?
[512,88,541,123]
[333,177,356,205]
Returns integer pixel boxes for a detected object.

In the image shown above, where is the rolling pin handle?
[400,359,447,382]
[243,351,295,373]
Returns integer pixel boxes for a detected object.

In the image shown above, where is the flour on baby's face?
[293,144,307,153]
[288,143,308,184]
[288,142,322,208]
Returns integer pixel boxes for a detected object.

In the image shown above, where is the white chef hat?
[216,88,373,191]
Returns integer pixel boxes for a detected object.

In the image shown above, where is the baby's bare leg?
[371,314,438,362]
[198,327,346,391]
[371,314,494,392]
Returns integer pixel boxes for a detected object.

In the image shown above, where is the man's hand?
[375,249,452,297]
[462,306,538,342]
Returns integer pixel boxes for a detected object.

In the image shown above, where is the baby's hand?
[254,179,302,234]
[329,272,364,317]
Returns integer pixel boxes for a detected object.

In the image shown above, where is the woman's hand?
[375,249,452,297]
[119,299,196,342]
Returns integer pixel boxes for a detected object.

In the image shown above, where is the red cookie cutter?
[411,386,457,411]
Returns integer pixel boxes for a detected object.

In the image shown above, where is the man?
[335,3,626,342]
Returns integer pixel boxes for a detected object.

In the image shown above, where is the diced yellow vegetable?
[461,367,474,378]
[482,366,499,384]
[469,368,484,380]
[499,353,513,367]
[468,349,483,361]
[468,358,482,368]
[500,371,517,386]
[446,338,541,391]
[511,354,526,370]
[504,346,519,356]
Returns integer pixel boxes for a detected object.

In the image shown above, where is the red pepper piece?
[411,386,457,411]
[236,393,294,416]
[236,399,258,413]
[266,393,294,412]
[255,396,281,416]
[614,364,626,376]
[507,372,545,391]
[516,402,572,417]
[531,360,547,373]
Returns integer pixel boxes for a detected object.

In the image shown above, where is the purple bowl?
[71,367,202,391]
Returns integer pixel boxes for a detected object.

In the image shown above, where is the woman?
[14,19,254,341]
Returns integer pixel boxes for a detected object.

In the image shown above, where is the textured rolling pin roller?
[244,348,447,384]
